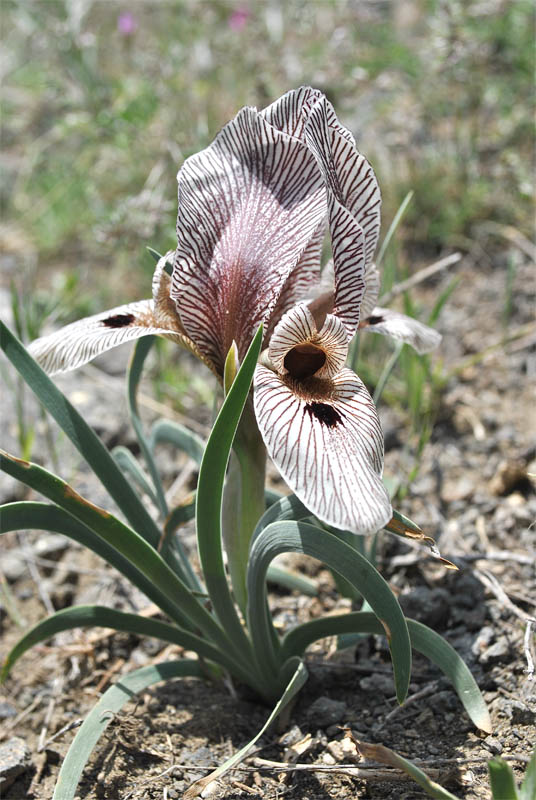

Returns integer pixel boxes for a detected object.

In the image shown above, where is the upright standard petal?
[359,307,442,354]
[172,105,327,373]
[261,86,356,145]
[266,220,325,337]
[254,365,392,535]
[304,97,381,335]
[260,86,324,140]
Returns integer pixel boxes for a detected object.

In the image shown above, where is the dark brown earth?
[1,247,535,799]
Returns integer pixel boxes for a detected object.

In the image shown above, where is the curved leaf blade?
[196,326,263,663]
[52,660,204,800]
[1,605,250,685]
[248,521,411,703]
[0,321,161,548]
[126,336,168,517]
[519,747,536,800]
[149,419,205,464]
[0,501,194,633]
[111,445,159,507]
[0,469,222,644]
[280,611,491,733]
[488,758,520,800]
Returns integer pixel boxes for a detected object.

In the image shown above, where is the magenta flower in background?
[228,6,250,32]
[117,11,138,36]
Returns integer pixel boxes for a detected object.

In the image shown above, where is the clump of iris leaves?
[2,295,530,799]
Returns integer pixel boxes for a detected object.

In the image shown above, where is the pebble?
[306,697,346,728]
[0,736,32,792]
[398,586,451,628]
[479,637,510,665]
[359,673,395,695]
[483,736,503,755]
[0,701,17,719]
[2,533,69,582]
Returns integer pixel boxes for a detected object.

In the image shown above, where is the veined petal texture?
[268,303,348,380]
[304,97,381,335]
[267,220,326,338]
[27,301,183,376]
[172,105,327,374]
[254,365,392,535]
[361,307,442,354]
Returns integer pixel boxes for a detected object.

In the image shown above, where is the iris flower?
[29,87,440,536]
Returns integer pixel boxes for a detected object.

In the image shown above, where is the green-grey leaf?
[52,660,204,800]
[248,522,411,703]
[196,325,263,669]
[111,445,159,507]
[182,658,308,800]
[0,457,224,644]
[1,605,251,686]
[519,747,536,800]
[127,336,168,517]
[488,758,520,800]
[0,501,199,636]
[280,611,491,733]
[0,322,162,549]
[266,565,318,596]
[149,419,205,465]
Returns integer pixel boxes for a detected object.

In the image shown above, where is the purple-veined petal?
[324,192,367,335]
[267,220,326,337]
[254,365,392,535]
[27,252,213,377]
[360,306,442,354]
[360,262,381,320]
[260,86,324,140]
[304,96,381,266]
[268,303,348,380]
[27,301,182,376]
[304,97,381,335]
[172,105,327,374]
[261,86,356,145]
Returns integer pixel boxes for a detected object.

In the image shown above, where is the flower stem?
[222,400,266,616]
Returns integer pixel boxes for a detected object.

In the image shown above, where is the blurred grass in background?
[1,0,534,423]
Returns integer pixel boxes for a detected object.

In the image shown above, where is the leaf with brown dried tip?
[346,733,462,800]
[385,510,458,570]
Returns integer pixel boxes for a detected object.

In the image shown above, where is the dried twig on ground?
[379,253,462,305]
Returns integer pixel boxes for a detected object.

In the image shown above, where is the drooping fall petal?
[254,365,392,535]
[360,307,442,354]
[27,254,206,376]
[27,301,181,376]
[172,105,327,374]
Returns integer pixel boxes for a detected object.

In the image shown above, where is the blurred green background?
[1,0,534,434]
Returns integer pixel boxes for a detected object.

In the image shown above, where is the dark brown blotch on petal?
[101,313,136,329]
[359,314,385,329]
[284,343,326,380]
[304,401,344,428]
